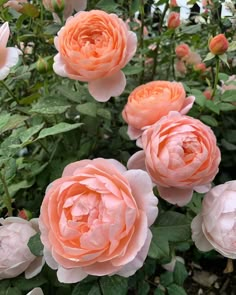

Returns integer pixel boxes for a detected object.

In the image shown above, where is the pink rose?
[175,60,187,75]
[175,43,190,59]
[0,217,44,280]
[191,181,236,258]
[122,81,194,139]
[0,22,21,80]
[53,10,137,102]
[4,0,27,12]
[128,111,221,206]
[43,0,87,19]
[184,51,202,65]
[39,158,158,283]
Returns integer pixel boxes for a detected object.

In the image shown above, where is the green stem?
[139,0,145,84]
[0,171,13,216]
[211,56,220,99]
[171,32,176,80]
[0,81,18,102]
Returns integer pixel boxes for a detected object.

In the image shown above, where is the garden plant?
[0,0,236,294]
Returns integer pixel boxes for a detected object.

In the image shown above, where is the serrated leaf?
[12,274,47,291]
[0,115,28,134]
[219,53,229,67]
[218,73,229,81]
[6,287,21,295]
[181,24,201,34]
[173,261,188,286]
[221,90,236,102]
[203,52,215,62]
[190,89,205,107]
[8,179,34,197]
[123,65,143,75]
[27,233,44,257]
[154,287,165,295]
[148,229,170,259]
[19,123,44,144]
[31,96,70,115]
[77,103,97,117]
[219,102,236,111]
[0,158,16,181]
[205,100,220,114]
[36,123,82,140]
[167,284,187,295]
[96,0,119,12]
[97,108,111,120]
[160,272,174,287]
[228,41,236,52]
[200,115,218,127]
[100,276,128,295]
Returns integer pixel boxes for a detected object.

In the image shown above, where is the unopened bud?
[18,209,32,220]
[36,57,49,73]
[209,34,229,55]
[52,0,65,13]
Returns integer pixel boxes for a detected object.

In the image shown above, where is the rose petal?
[57,266,88,283]
[180,96,195,115]
[127,151,146,171]
[157,185,193,206]
[25,257,45,279]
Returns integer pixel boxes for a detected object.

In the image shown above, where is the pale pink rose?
[27,288,44,295]
[53,10,137,102]
[4,0,27,11]
[175,60,187,75]
[39,158,158,283]
[0,217,44,280]
[0,22,21,80]
[175,43,190,59]
[128,111,221,206]
[122,81,195,139]
[43,0,87,19]
[191,180,236,259]
[184,51,202,65]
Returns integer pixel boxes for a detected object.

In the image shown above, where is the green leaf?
[173,261,188,286]
[221,139,236,151]
[12,274,47,291]
[20,3,39,17]
[0,115,28,134]
[97,108,111,120]
[31,96,71,115]
[218,73,229,82]
[36,123,82,140]
[77,103,97,117]
[27,232,44,257]
[205,100,220,114]
[160,272,174,287]
[0,280,10,295]
[148,229,170,259]
[19,123,44,144]
[228,40,236,52]
[200,115,218,127]
[154,287,165,295]
[123,65,143,75]
[221,90,236,102]
[190,89,205,107]
[0,113,11,130]
[167,284,187,295]
[137,281,150,295]
[72,282,101,295]
[181,24,201,34]
[8,179,34,197]
[203,52,215,62]
[219,102,236,111]
[100,276,128,295]
[96,0,119,12]
[0,158,16,181]
[219,53,229,67]
[6,287,22,295]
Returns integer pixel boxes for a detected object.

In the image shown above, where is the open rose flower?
[43,0,87,20]
[53,10,137,102]
[4,0,27,12]
[191,180,236,258]
[122,81,195,139]
[39,158,158,283]
[0,217,44,280]
[0,22,21,80]
[128,111,221,206]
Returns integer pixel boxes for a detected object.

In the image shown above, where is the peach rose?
[128,111,221,206]
[175,43,190,59]
[191,180,236,258]
[209,34,229,55]
[175,60,187,75]
[53,10,137,102]
[193,63,207,73]
[39,158,158,283]
[43,0,87,19]
[184,51,202,65]
[4,0,27,11]
[167,12,181,29]
[122,81,195,139]
[0,22,21,80]
[0,217,44,280]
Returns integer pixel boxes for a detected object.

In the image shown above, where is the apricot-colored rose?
[53,10,137,102]
[191,180,236,258]
[175,44,190,58]
[39,158,158,283]
[4,0,27,11]
[0,217,44,280]
[167,12,180,29]
[128,112,221,206]
[194,63,207,72]
[43,0,87,19]
[0,22,21,80]
[209,34,229,55]
[122,81,195,139]
[184,51,202,65]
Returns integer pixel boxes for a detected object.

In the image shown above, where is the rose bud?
[209,34,229,55]
[167,12,181,29]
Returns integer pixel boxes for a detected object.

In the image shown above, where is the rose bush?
[53,10,137,102]
[191,180,236,258]
[128,112,221,206]
[39,158,158,283]
[122,81,195,139]
[0,217,44,280]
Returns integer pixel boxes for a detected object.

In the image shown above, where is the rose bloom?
[0,217,44,280]
[175,60,187,75]
[43,0,87,19]
[4,0,27,11]
[167,12,181,29]
[53,10,137,102]
[128,111,221,206]
[122,81,195,139]
[0,22,21,80]
[39,158,158,283]
[184,51,202,65]
[191,180,236,259]
[175,43,190,59]
[209,34,229,55]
